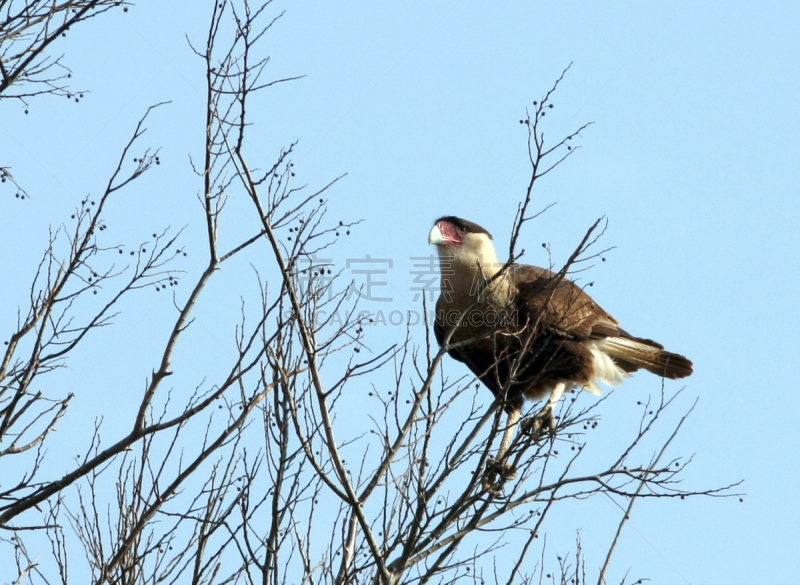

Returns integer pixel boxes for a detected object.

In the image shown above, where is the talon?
[487,457,518,480]
[482,457,518,495]
[521,405,556,442]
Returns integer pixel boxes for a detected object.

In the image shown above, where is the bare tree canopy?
[0,1,126,101]
[0,2,743,584]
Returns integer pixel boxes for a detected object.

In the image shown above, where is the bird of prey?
[428,216,692,483]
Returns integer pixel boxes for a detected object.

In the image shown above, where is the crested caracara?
[428,216,692,478]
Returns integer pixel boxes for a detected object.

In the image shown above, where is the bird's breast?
[435,293,521,346]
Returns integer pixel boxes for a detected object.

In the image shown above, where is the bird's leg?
[497,408,520,461]
[522,382,566,441]
[483,408,520,494]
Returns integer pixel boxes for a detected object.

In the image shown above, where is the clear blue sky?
[2,1,798,583]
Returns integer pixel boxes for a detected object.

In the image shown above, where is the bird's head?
[428,216,500,275]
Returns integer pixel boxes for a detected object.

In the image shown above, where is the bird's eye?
[457,226,468,234]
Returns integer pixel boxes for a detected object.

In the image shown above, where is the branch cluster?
[0,6,741,585]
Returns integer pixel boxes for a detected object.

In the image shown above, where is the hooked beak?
[428,224,446,245]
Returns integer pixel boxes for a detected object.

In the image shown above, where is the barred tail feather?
[599,336,693,379]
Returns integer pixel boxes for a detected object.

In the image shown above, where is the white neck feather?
[435,234,511,307]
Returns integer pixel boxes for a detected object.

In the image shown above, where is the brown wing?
[433,263,692,412]
[511,264,692,379]
[510,264,620,339]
